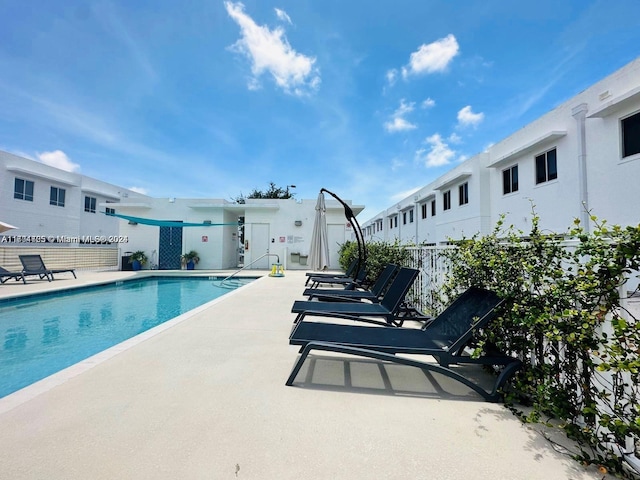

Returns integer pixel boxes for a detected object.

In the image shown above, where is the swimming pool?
[0,276,254,398]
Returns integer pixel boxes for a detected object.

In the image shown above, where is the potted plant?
[128,250,148,271]
[181,250,200,270]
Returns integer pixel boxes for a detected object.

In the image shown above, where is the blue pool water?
[0,277,254,398]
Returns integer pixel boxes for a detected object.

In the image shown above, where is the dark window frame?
[535,148,558,184]
[622,111,640,158]
[14,178,34,202]
[84,195,97,213]
[458,182,469,206]
[50,186,66,207]
[503,165,519,194]
[443,190,451,211]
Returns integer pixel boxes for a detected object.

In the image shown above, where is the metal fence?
[399,244,640,471]
[402,246,455,315]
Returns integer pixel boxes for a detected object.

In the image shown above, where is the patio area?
[0,270,617,479]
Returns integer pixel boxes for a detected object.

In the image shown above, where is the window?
[535,148,557,184]
[50,187,66,207]
[503,165,519,194]
[458,182,469,205]
[421,203,427,219]
[389,218,393,229]
[409,209,414,223]
[443,190,451,211]
[622,112,640,158]
[14,178,34,201]
[402,211,407,225]
[105,207,116,215]
[85,196,97,213]
[431,200,436,216]
[394,215,398,228]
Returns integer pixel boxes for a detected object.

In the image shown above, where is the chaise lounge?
[303,264,399,302]
[0,266,26,284]
[292,267,420,327]
[287,287,522,402]
[19,254,77,282]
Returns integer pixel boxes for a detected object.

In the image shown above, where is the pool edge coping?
[0,275,267,415]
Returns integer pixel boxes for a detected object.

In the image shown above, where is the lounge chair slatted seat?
[287,287,522,402]
[19,255,77,282]
[306,265,368,290]
[304,259,358,286]
[292,267,419,326]
[303,264,398,303]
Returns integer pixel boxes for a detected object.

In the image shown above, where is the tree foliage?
[338,239,413,285]
[233,182,295,203]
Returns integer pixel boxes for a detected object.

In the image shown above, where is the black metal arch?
[320,188,367,277]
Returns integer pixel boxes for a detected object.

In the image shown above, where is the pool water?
[0,277,253,398]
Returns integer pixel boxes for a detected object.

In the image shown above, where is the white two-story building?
[362,56,640,244]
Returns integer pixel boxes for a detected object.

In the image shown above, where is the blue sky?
[1,1,639,221]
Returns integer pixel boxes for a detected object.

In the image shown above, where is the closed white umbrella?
[307,191,330,271]
[0,221,18,234]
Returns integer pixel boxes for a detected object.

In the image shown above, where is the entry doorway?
[158,225,183,269]
[248,223,270,269]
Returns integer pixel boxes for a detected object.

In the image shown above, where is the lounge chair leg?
[286,345,315,386]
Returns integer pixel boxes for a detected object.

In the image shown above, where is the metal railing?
[220,252,280,284]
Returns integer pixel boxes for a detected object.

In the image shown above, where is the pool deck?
[0,270,621,479]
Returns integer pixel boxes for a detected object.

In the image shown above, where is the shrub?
[441,213,640,475]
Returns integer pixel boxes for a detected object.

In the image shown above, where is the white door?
[249,223,271,269]
[327,223,345,270]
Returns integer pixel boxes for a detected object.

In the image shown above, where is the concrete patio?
[0,270,618,479]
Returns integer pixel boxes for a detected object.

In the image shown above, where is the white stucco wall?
[362,56,640,244]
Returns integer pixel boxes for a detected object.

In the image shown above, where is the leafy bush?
[441,213,640,475]
[338,239,413,284]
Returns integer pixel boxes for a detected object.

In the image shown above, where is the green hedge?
[440,214,640,475]
[338,239,412,284]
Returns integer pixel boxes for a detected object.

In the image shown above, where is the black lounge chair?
[305,264,369,290]
[304,259,358,286]
[19,254,77,282]
[292,267,419,327]
[303,264,399,303]
[0,266,26,284]
[287,287,522,402]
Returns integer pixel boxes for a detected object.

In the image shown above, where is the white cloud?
[129,186,148,195]
[402,34,459,78]
[37,150,80,172]
[385,117,416,132]
[448,132,462,144]
[416,133,455,167]
[390,157,404,171]
[457,105,484,127]
[384,99,417,132]
[225,2,320,96]
[386,69,398,86]
[421,97,435,109]
[274,8,292,24]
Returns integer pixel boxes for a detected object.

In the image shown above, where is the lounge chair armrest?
[306,294,369,303]
[293,310,393,327]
